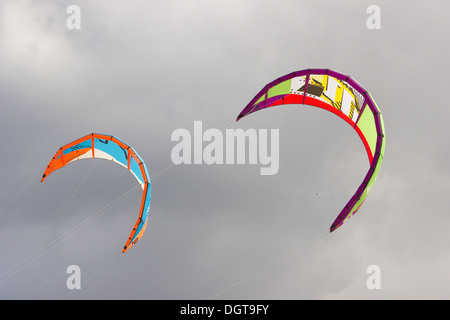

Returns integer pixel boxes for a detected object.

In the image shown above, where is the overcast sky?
[1,0,449,300]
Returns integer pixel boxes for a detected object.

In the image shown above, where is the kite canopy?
[237,68,385,232]
[41,133,151,253]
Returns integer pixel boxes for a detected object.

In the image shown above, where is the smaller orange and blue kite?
[41,133,151,253]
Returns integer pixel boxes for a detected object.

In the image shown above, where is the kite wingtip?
[236,113,245,122]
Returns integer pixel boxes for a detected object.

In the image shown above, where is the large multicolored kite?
[41,133,151,253]
[237,68,385,232]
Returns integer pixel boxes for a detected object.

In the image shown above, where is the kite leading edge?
[41,133,151,253]
[237,68,385,232]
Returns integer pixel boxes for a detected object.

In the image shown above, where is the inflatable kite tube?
[237,69,385,232]
[41,133,151,253]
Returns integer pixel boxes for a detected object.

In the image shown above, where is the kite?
[237,69,385,232]
[41,133,151,253]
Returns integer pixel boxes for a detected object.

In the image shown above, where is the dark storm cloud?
[1,0,449,299]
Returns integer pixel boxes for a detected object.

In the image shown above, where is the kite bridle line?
[0,183,140,285]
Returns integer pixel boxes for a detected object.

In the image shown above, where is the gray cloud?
[1,0,449,300]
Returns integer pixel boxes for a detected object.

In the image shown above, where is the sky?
[1,0,449,300]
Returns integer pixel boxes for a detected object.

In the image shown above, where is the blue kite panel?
[94,138,128,167]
